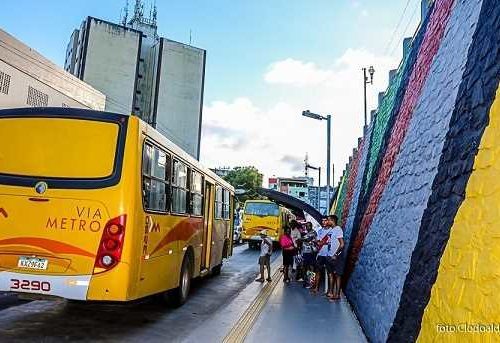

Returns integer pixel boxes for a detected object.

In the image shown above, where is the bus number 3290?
[10,279,51,292]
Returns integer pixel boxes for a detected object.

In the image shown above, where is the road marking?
[222,265,282,343]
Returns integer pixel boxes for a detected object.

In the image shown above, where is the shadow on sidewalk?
[245,280,367,343]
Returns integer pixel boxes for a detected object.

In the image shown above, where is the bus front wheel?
[169,255,192,307]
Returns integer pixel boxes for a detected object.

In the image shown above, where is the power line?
[389,1,420,57]
[384,0,413,56]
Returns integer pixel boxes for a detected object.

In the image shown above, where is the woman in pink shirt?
[279,226,295,283]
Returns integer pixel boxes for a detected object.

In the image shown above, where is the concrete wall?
[154,39,205,159]
[81,18,141,114]
[332,0,500,341]
[0,29,105,110]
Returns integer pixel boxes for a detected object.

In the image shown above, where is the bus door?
[201,181,214,271]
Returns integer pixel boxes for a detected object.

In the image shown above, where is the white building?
[0,29,105,110]
[65,1,206,159]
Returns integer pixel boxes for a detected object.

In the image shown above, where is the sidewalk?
[244,278,366,342]
[183,259,366,343]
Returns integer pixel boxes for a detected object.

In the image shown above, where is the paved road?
[0,244,277,342]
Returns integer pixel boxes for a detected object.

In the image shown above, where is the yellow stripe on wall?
[418,86,500,342]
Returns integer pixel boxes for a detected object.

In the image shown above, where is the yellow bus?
[241,200,294,249]
[0,107,234,306]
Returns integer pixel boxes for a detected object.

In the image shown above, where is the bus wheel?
[169,255,192,307]
[211,264,222,276]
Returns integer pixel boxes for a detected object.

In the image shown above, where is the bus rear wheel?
[168,255,192,307]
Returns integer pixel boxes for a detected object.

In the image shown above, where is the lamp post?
[363,66,375,131]
[306,164,321,212]
[302,110,332,213]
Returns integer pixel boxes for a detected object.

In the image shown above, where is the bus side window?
[215,186,223,219]
[223,189,230,220]
[190,171,203,216]
[172,159,188,214]
[142,143,170,212]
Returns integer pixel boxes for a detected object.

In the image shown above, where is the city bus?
[241,200,294,249]
[0,107,234,306]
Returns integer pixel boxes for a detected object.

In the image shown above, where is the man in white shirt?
[255,230,273,283]
[326,215,344,300]
[312,216,333,294]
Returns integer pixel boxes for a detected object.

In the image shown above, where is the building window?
[26,86,48,107]
[142,143,170,212]
[215,186,223,219]
[0,71,11,95]
[190,171,203,216]
[172,160,188,214]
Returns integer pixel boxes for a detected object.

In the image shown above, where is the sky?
[0,0,422,186]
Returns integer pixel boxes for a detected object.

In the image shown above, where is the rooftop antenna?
[304,153,309,176]
[121,0,129,26]
[189,29,192,45]
[152,0,157,26]
[132,0,143,22]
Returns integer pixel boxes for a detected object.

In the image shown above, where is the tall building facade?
[0,29,105,111]
[65,1,205,159]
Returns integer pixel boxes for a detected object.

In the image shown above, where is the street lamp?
[306,163,321,212]
[362,66,375,130]
[302,110,332,214]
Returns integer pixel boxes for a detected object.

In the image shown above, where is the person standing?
[327,215,344,300]
[290,220,302,279]
[301,222,317,288]
[312,216,333,294]
[255,230,273,283]
[279,226,295,283]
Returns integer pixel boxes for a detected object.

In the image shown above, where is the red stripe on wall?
[341,138,365,226]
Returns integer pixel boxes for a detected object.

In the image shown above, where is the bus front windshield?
[244,202,279,217]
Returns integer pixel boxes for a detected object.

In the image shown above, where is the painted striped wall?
[333,0,500,341]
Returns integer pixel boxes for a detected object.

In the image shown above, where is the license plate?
[17,256,48,270]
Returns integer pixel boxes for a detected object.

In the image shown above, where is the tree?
[223,166,264,204]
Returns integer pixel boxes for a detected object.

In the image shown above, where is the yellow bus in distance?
[241,200,294,249]
[0,107,234,306]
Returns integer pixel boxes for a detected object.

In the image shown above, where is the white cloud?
[200,48,399,188]
[361,9,369,17]
[264,59,333,86]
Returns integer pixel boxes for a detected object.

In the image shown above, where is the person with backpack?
[301,222,317,288]
[255,230,273,283]
[290,220,303,280]
[279,226,295,283]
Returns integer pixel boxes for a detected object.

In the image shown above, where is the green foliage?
[223,166,264,204]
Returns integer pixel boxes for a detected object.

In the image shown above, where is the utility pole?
[302,110,332,214]
[362,66,375,132]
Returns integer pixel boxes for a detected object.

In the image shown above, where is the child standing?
[255,230,273,283]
